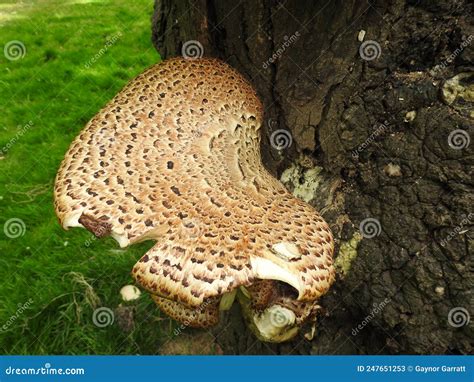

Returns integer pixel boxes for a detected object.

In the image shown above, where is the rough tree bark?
[151,0,473,354]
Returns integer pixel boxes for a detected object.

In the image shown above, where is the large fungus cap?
[54,58,335,338]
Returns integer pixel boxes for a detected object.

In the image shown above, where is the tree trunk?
[151,0,473,354]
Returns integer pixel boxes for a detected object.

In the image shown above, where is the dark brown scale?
[78,213,112,238]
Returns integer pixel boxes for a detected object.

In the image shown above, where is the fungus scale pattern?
[54,58,335,331]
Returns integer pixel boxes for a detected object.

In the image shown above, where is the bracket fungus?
[54,57,335,342]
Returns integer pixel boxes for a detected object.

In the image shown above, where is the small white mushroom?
[120,285,141,301]
[404,110,416,122]
[435,286,445,296]
[384,163,402,177]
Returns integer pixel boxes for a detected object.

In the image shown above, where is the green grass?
[0,0,183,354]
